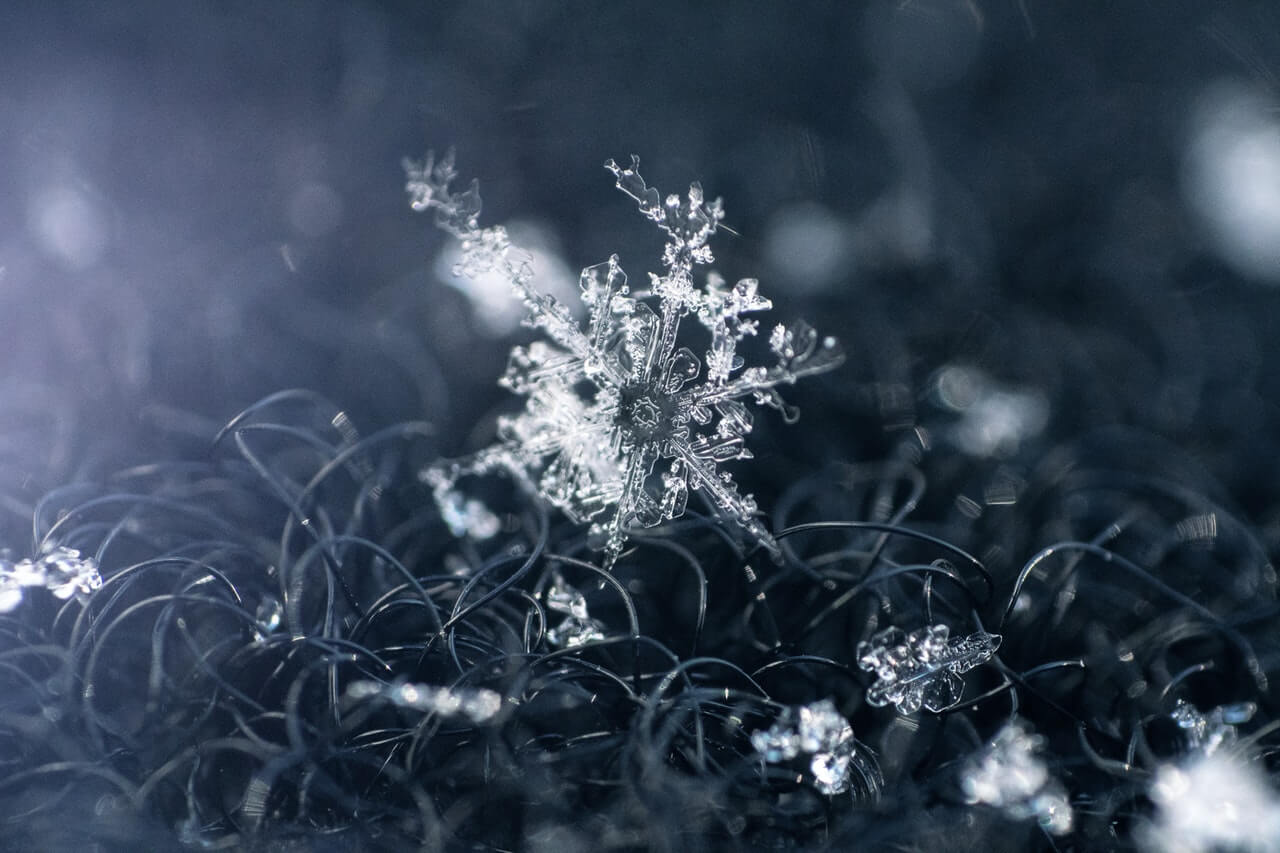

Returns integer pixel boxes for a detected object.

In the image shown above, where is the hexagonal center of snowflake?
[617,384,679,444]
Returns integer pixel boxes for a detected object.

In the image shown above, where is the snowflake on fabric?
[961,720,1073,835]
[407,152,843,568]
[856,623,1001,714]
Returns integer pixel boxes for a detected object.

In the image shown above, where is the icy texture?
[962,720,1073,836]
[1142,751,1280,853]
[543,573,606,648]
[0,545,102,612]
[856,624,1001,714]
[1170,698,1256,756]
[750,698,869,796]
[345,679,501,723]
[407,152,843,568]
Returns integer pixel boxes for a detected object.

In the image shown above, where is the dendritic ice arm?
[543,573,606,648]
[408,153,843,569]
[856,624,1001,714]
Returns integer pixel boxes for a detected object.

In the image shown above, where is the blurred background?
[2,0,1279,531]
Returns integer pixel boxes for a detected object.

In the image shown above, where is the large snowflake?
[407,152,843,568]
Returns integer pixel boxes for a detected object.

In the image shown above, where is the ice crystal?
[544,573,606,648]
[1170,698,1256,756]
[345,679,502,724]
[856,623,1001,714]
[962,720,1073,836]
[253,595,283,642]
[0,545,102,613]
[749,699,875,796]
[1142,750,1280,853]
[407,152,843,568]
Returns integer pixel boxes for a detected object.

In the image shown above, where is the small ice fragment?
[749,712,802,763]
[1171,698,1257,756]
[546,573,589,620]
[344,679,502,724]
[254,596,283,641]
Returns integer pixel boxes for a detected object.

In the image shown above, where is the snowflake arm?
[409,153,843,569]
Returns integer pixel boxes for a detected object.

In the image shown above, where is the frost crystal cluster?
[544,573,605,648]
[856,624,1001,714]
[961,720,1073,836]
[406,152,843,567]
[1170,698,1256,756]
[750,698,877,796]
[0,545,102,613]
[345,679,501,724]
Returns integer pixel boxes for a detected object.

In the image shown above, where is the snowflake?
[407,152,843,568]
[1142,750,1280,853]
[961,720,1073,835]
[856,623,1001,714]
[0,545,102,612]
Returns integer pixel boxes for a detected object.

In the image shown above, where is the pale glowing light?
[287,181,344,238]
[763,202,849,292]
[27,185,108,270]
[1183,82,1280,284]
[933,365,1049,458]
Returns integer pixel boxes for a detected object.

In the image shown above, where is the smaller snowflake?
[856,623,1001,714]
[961,720,1073,835]
[1170,698,1256,756]
[750,698,879,797]
[407,152,843,568]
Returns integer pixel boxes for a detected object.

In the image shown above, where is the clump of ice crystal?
[0,545,102,612]
[750,698,880,797]
[406,152,843,568]
[961,720,1073,836]
[1141,750,1280,853]
[856,623,1001,714]
[543,573,606,648]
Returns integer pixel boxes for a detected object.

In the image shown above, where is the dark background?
[2,0,1279,524]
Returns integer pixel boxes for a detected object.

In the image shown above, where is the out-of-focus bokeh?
[2,0,1278,521]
